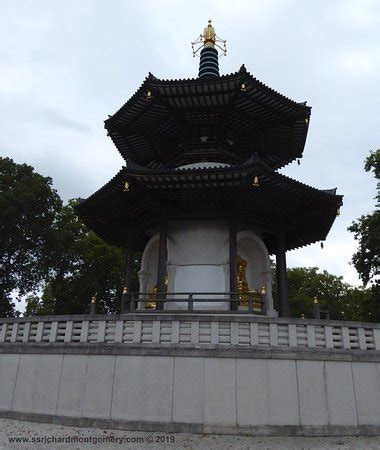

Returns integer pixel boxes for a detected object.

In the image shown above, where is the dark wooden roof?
[76,156,342,253]
[104,66,311,170]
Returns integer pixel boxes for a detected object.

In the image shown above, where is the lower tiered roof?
[76,155,343,253]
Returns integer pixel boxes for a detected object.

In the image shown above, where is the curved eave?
[104,66,311,169]
[76,160,342,251]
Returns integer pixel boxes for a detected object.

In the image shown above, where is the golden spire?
[192,19,227,57]
[203,19,216,47]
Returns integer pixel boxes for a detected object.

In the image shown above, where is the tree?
[25,200,141,316]
[0,158,62,316]
[348,149,380,321]
[272,266,374,321]
[0,157,139,317]
[349,212,380,287]
[364,150,380,203]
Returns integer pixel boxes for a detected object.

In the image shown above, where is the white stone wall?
[139,221,275,312]
[1,352,379,430]
[167,220,229,309]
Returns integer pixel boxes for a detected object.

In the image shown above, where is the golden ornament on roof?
[203,19,216,47]
[191,19,227,57]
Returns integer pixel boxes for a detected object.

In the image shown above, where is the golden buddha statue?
[237,255,249,306]
[237,255,262,309]
[145,273,168,309]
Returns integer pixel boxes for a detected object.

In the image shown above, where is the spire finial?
[191,19,227,58]
[203,19,216,47]
[191,20,227,78]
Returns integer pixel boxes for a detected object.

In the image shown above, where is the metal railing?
[120,291,268,315]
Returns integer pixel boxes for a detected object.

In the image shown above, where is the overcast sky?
[1,0,379,286]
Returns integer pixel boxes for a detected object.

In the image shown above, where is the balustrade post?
[261,287,268,316]
[130,293,137,311]
[248,293,253,313]
[90,296,96,315]
[188,294,193,312]
[122,290,131,313]
[313,297,320,319]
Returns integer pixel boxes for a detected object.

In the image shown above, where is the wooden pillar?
[121,245,133,312]
[276,231,290,317]
[229,219,238,311]
[156,218,167,311]
[125,250,132,290]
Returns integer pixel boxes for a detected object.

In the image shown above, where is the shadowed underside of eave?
[76,158,342,252]
[104,66,311,170]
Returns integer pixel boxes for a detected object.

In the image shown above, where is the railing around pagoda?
[1,315,379,351]
[120,291,268,315]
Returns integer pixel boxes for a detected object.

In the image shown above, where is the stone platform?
[0,314,379,436]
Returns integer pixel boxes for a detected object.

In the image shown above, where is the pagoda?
[76,20,343,317]
[4,22,380,440]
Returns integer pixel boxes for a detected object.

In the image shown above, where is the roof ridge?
[273,169,343,199]
[105,65,311,128]
[243,68,311,111]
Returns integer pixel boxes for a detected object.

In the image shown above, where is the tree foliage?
[0,157,140,317]
[0,157,62,316]
[364,149,380,203]
[348,149,380,320]
[349,212,380,286]
[25,201,140,316]
[272,267,373,321]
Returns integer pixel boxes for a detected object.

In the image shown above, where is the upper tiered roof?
[104,65,311,170]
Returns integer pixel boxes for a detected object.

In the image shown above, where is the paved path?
[1,419,380,450]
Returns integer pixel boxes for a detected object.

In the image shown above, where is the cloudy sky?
[1,0,379,286]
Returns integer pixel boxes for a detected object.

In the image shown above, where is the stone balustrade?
[1,314,379,351]
[1,313,380,436]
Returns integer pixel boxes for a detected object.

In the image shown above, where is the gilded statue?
[237,255,249,306]
[237,255,261,308]
[145,273,168,309]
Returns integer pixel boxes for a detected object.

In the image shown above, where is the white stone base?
[1,350,379,434]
